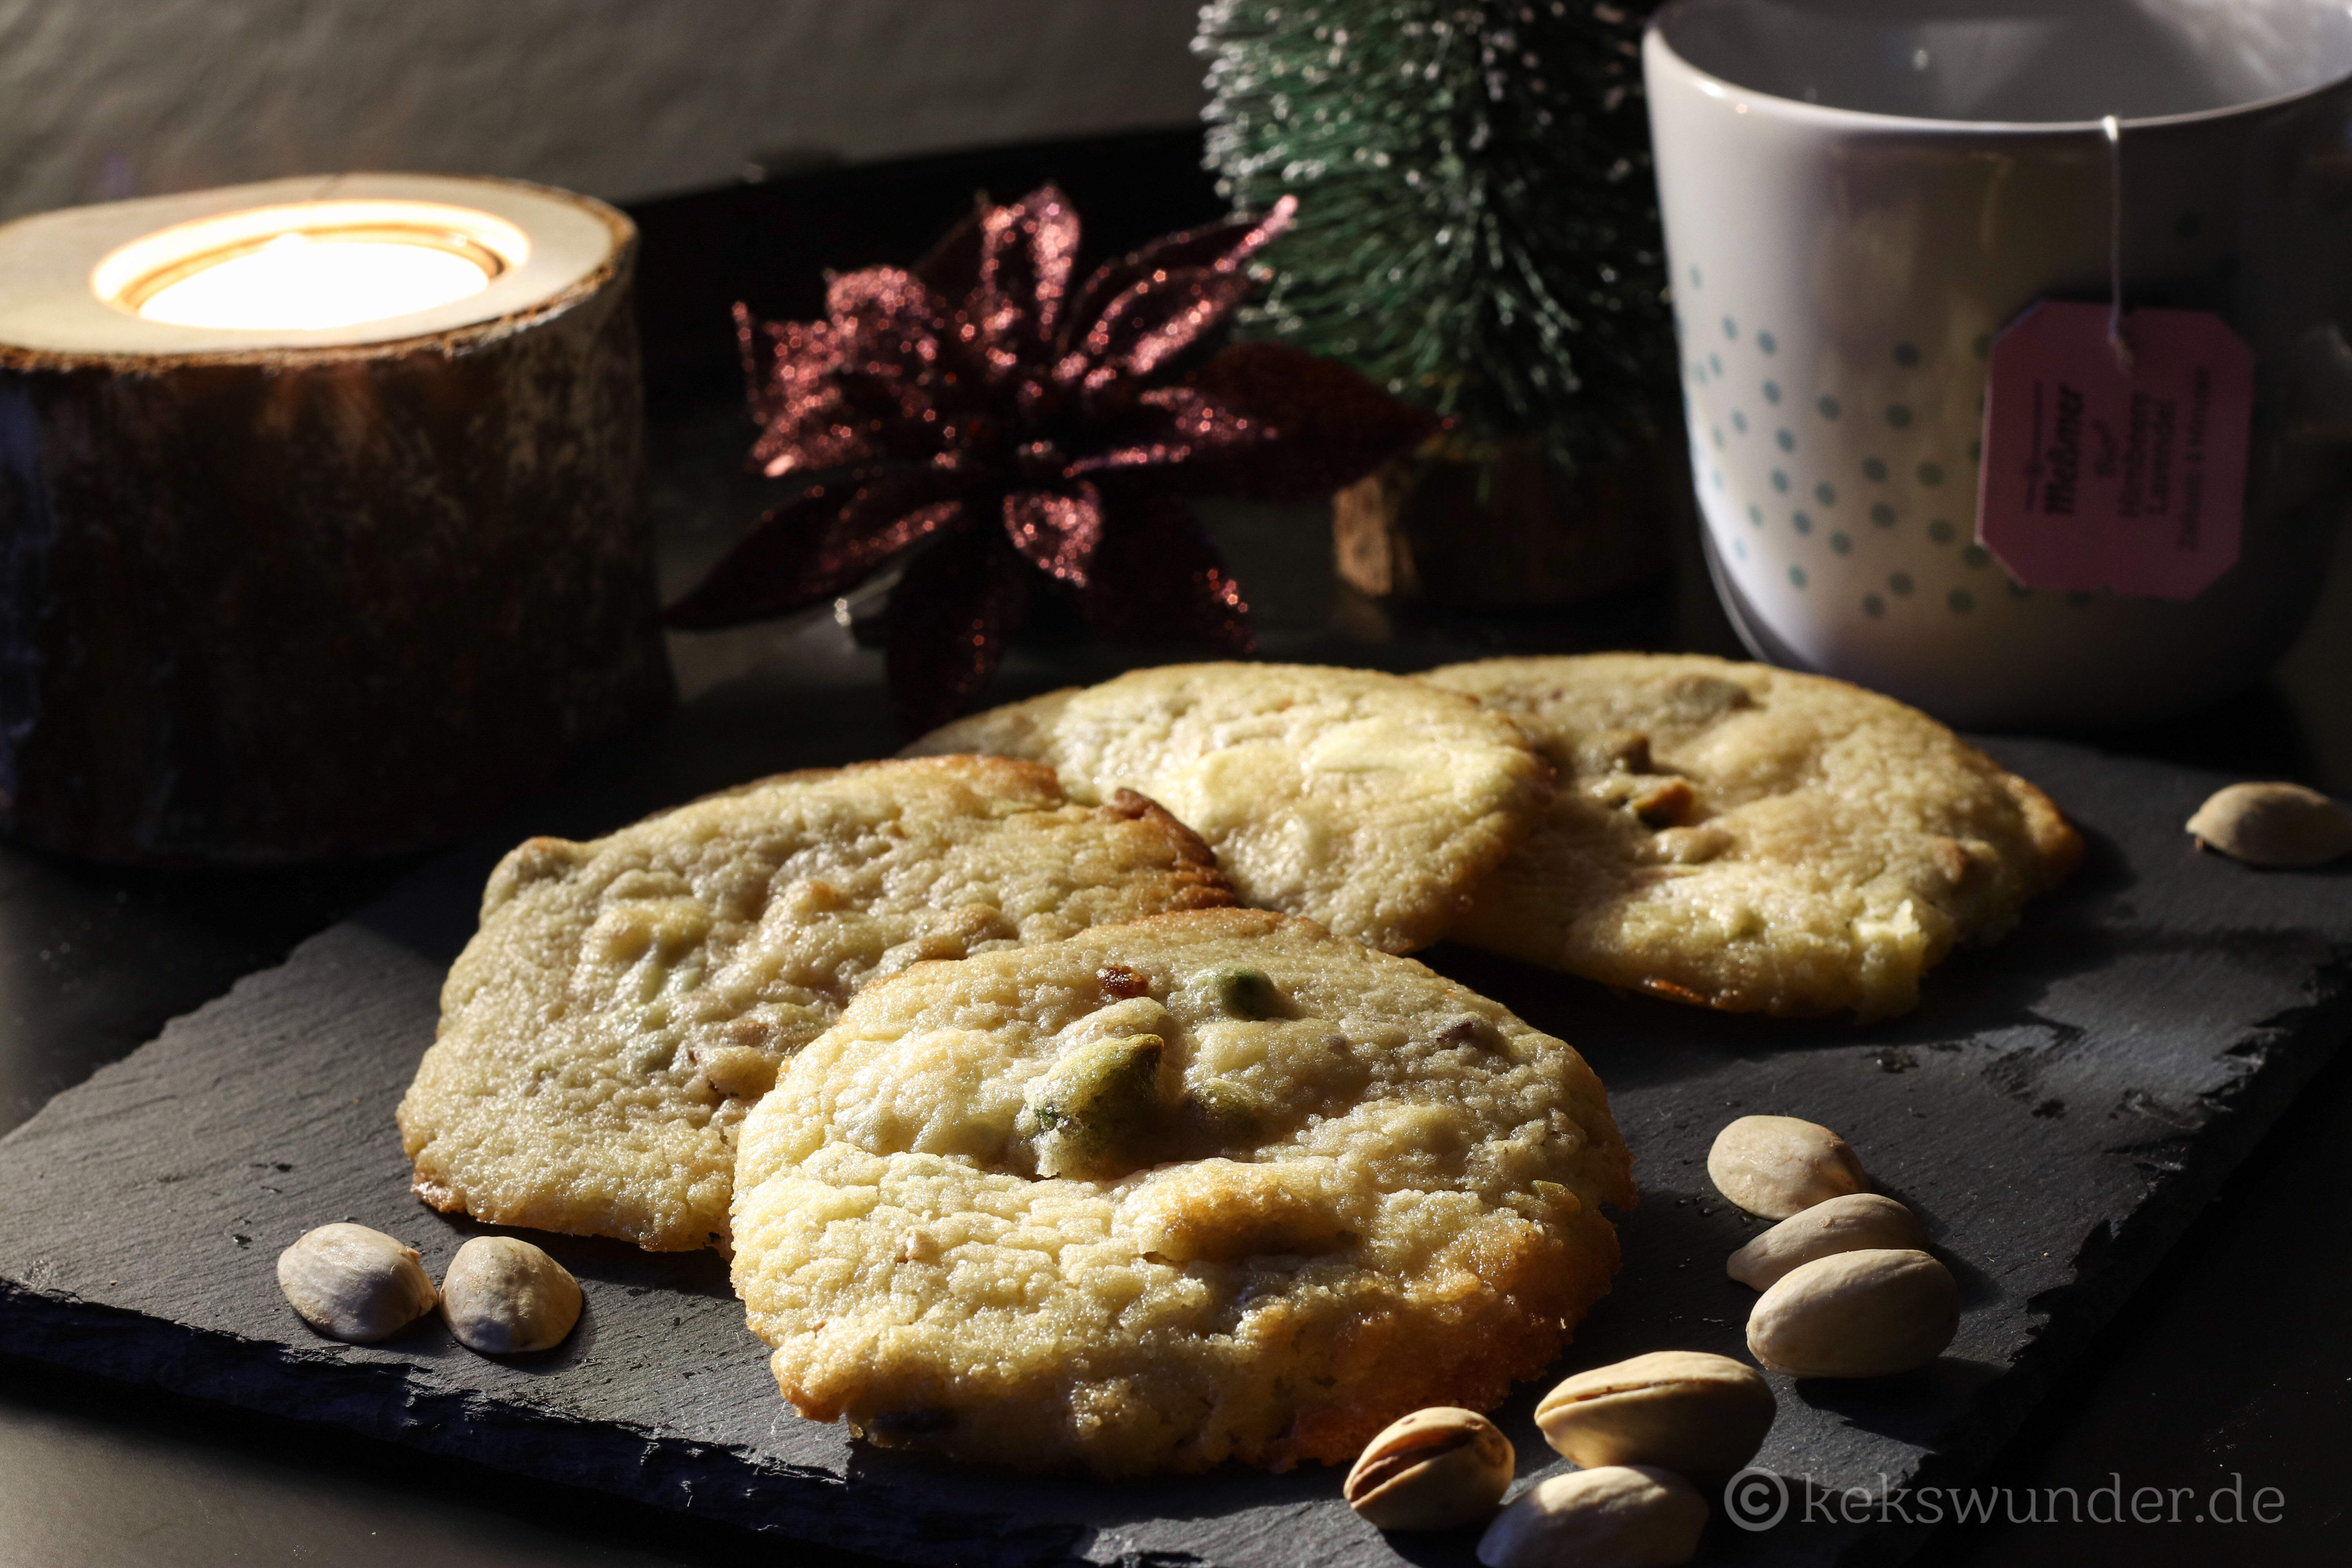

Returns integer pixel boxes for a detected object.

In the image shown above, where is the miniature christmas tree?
[1196,1,1672,467]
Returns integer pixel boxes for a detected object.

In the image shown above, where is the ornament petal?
[977,185,1080,379]
[1002,482,1105,586]
[885,528,1032,733]
[1065,385,1258,481]
[1077,267,1256,404]
[739,310,883,477]
[1079,494,1254,655]
[664,473,976,630]
[911,204,985,302]
[1145,342,1440,502]
[1063,195,1297,348]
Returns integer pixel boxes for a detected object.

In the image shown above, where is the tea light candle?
[0,176,670,862]
[69,191,539,344]
[134,229,495,330]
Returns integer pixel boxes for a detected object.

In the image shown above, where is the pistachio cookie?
[1421,654,2080,1019]
[730,907,1635,1475]
[903,663,1552,954]
[398,757,1233,1252]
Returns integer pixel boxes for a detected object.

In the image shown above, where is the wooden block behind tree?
[0,176,671,864]
[1332,428,1681,612]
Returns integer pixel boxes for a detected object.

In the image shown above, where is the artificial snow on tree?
[1197,1,1682,610]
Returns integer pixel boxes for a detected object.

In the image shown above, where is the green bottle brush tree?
[1196,0,1685,611]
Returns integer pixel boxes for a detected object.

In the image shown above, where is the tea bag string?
[2103,114,2134,374]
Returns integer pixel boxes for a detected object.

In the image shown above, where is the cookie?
[730,907,1634,1476]
[397,757,1234,1252]
[903,662,1552,954]
[1421,654,2081,1019]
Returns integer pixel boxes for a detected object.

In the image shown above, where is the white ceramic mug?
[1645,0,2352,728]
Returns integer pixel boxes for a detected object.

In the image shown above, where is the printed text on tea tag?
[1977,301,2253,600]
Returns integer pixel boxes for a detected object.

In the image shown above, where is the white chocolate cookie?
[730,907,1634,1475]
[1422,654,2080,1019]
[904,662,1553,955]
[397,757,1233,1251]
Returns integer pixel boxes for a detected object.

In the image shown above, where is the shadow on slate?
[0,714,2347,1568]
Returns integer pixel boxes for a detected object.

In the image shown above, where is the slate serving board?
[1,729,2346,1568]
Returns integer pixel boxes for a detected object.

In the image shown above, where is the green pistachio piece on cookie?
[1027,1033,1164,1178]
[1201,963,1281,1020]
[1182,1079,1264,1148]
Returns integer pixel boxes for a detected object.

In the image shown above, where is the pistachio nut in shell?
[1707,1114,1866,1219]
[2187,782,2352,867]
[1345,1406,1514,1531]
[1728,1193,1928,1290]
[1747,1247,1958,1378]
[276,1223,438,1344]
[1535,1350,1776,1489]
[1475,1465,1708,1568]
[439,1236,583,1354]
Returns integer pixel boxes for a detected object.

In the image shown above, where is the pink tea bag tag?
[1977,300,2254,600]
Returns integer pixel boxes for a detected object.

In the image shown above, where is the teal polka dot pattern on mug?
[1672,312,2014,658]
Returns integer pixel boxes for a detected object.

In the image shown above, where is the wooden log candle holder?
[0,174,670,863]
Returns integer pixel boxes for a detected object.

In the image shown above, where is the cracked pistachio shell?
[1707,1114,1866,1219]
[1747,1248,1958,1378]
[1728,1193,1928,1290]
[2187,782,2352,867]
[1345,1406,1515,1532]
[439,1236,583,1354]
[276,1223,438,1344]
[1535,1350,1776,1489]
[1475,1465,1708,1568]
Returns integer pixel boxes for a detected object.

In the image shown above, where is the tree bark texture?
[0,238,670,862]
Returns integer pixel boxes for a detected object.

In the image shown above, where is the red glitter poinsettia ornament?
[665,184,1437,731]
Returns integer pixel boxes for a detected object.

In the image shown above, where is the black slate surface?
[1,724,2346,1568]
